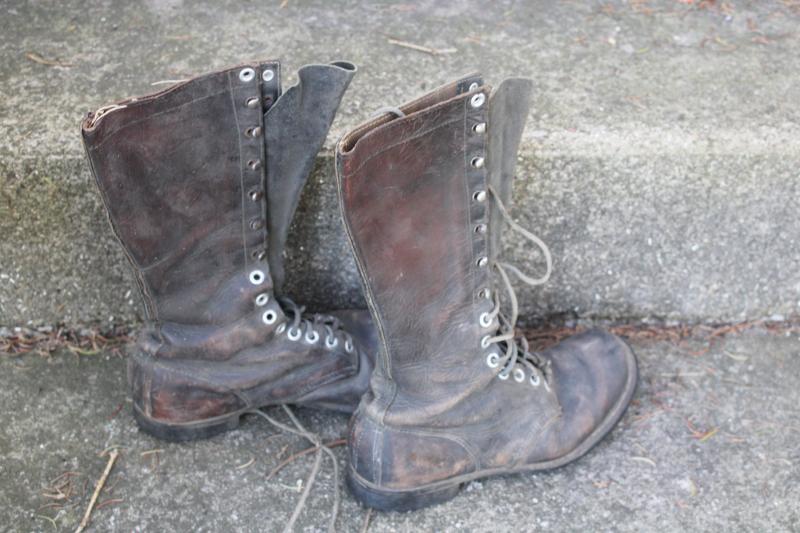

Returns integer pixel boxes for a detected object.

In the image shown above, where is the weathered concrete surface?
[1,0,800,326]
[1,329,798,531]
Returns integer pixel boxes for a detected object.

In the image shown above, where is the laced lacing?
[481,185,554,390]
[278,297,355,353]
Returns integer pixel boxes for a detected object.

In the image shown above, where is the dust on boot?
[81,60,376,442]
[336,74,638,511]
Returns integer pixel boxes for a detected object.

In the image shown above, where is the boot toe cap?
[543,328,638,457]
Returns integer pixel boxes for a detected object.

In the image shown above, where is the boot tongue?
[264,62,357,294]
[486,78,533,264]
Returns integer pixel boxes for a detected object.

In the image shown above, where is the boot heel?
[346,467,462,512]
[132,403,242,442]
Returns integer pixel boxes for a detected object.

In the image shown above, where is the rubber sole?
[347,339,639,512]
[133,403,245,442]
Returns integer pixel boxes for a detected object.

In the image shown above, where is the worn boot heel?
[131,403,242,442]
[346,467,462,512]
[128,354,247,442]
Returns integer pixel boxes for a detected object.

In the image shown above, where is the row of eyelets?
[240,66,266,289]
[468,87,494,330]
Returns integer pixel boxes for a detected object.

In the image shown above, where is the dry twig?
[75,449,119,533]
[387,38,456,56]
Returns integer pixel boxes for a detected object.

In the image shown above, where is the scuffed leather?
[82,60,375,423]
[337,76,637,492]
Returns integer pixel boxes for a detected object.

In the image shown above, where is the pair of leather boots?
[82,60,638,512]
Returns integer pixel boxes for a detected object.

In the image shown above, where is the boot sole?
[347,338,639,512]
[133,403,246,442]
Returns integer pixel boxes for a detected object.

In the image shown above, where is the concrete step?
[1,0,799,326]
[2,330,797,530]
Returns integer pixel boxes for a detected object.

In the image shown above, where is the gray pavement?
[1,328,798,532]
[2,0,800,326]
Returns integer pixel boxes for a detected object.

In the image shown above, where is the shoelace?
[278,297,355,353]
[482,185,553,390]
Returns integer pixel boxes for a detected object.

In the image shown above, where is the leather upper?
[337,75,637,489]
[82,60,374,417]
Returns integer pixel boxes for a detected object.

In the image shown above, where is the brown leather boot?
[81,60,376,442]
[336,74,638,510]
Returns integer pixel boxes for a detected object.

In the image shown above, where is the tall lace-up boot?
[336,75,638,510]
[82,60,376,441]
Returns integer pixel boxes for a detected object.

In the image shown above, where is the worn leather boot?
[336,74,638,510]
[81,60,376,442]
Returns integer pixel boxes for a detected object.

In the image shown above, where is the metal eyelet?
[479,312,492,328]
[498,369,510,380]
[249,270,265,285]
[262,310,277,325]
[305,329,320,344]
[245,126,262,138]
[248,159,262,171]
[476,256,488,268]
[530,372,541,387]
[288,327,301,341]
[261,309,278,326]
[250,219,264,230]
[245,97,260,109]
[249,189,263,201]
[513,368,525,383]
[471,156,485,169]
[255,293,269,306]
[470,93,486,108]
[485,352,499,368]
[473,122,486,134]
[479,288,491,299]
[262,69,275,82]
[252,249,266,261]
[239,68,255,82]
[325,335,338,349]
[345,339,354,353]
[475,224,487,234]
[468,82,479,91]
[480,335,491,349]
[276,323,286,334]
[473,190,487,202]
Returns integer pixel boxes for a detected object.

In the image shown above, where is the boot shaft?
[83,60,355,326]
[83,61,280,324]
[336,75,531,411]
